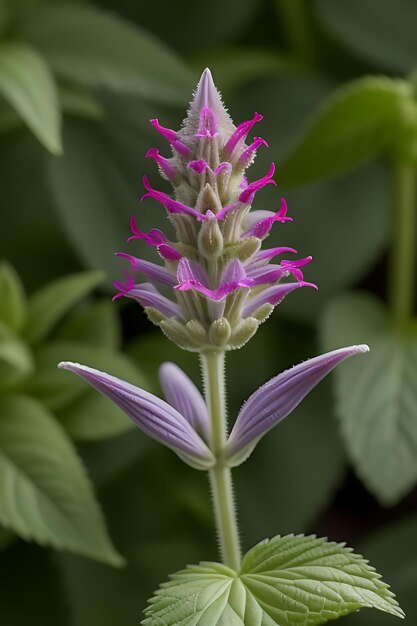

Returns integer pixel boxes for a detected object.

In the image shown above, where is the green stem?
[389,161,416,325]
[200,351,241,572]
[275,0,317,67]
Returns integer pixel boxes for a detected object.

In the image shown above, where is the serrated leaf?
[24,340,150,415]
[17,4,193,104]
[280,77,409,186]
[144,534,403,625]
[0,262,27,332]
[24,271,104,345]
[0,395,123,565]
[316,0,417,74]
[53,300,120,350]
[321,292,417,504]
[0,42,61,153]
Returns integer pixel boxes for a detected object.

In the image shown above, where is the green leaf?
[321,292,417,504]
[0,335,33,386]
[343,517,417,625]
[24,340,150,436]
[280,77,409,186]
[17,4,193,104]
[0,42,61,153]
[316,0,417,73]
[0,395,123,565]
[0,262,26,332]
[53,300,120,350]
[144,535,403,625]
[58,85,104,121]
[24,271,104,345]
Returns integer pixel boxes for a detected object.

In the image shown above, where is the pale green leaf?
[0,262,26,332]
[280,77,409,186]
[317,0,417,73]
[0,335,33,386]
[0,395,123,565]
[17,4,193,103]
[144,535,403,624]
[24,271,104,345]
[321,292,417,504]
[53,300,120,350]
[0,42,61,153]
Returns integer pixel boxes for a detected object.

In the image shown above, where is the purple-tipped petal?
[128,218,182,261]
[159,362,210,439]
[239,163,277,204]
[224,112,263,156]
[225,345,370,463]
[127,283,182,318]
[146,148,176,181]
[243,198,292,239]
[240,137,269,165]
[243,281,317,316]
[115,253,176,287]
[58,362,214,468]
[196,107,218,138]
[150,119,191,157]
[142,176,206,221]
[175,258,252,301]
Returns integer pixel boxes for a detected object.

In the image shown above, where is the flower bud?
[209,318,231,346]
[144,307,167,326]
[228,318,259,349]
[251,303,274,323]
[185,319,208,345]
[198,213,224,259]
[160,320,199,351]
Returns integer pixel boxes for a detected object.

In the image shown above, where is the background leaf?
[0,395,122,565]
[17,4,194,103]
[321,292,417,505]
[279,77,408,186]
[53,300,121,350]
[0,42,61,153]
[317,0,417,73]
[24,270,104,345]
[0,262,27,332]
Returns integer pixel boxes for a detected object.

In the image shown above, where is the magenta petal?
[146,148,176,180]
[196,107,218,138]
[244,198,292,239]
[243,281,317,316]
[239,163,276,204]
[142,176,206,221]
[240,137,269,165]
[150,119,191,157]
[226,345,370,463]
[224,112,263,156]
[159,362,210,439]
[115,253,176,287]
[58,362,214,468]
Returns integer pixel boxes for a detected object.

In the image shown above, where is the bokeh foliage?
[0,0,417,624]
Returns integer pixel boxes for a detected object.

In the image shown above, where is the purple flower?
[225,345,369,465]
[112,68,316,351]
[58,361,214,469]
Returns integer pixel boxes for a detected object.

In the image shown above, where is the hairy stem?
[389,161,416,325]
[200,351,241,571]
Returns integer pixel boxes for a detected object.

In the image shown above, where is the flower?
[113,68,316,352]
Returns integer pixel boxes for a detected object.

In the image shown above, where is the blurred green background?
[0,0,417,624]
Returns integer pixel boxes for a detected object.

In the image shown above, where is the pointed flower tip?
[354,343,370,354]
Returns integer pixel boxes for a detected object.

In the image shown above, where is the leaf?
[0,42,61,153]
[321,291,417,504]
[17,4,193,104]
[0,334,33,386]
[144,535,403,625]
[24,271,104,345]
[0,395,123,565]
[24,340,150,415]
[0,262,26,332]
[229,76,390,321]
[280,77,409,186]
[316,0,417,73]
[343,517,417,625]
[53,300,121,350]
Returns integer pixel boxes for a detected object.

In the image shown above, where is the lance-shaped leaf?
[225,345,369,465]
[58,362,215,469]
[159,361,210,440]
